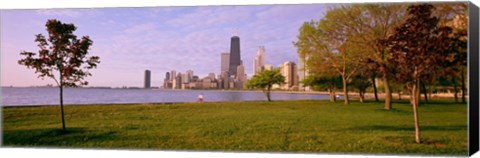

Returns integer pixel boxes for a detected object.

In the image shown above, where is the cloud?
[166,6,257,30]
[124,23,156,34]
[36,9,83,18]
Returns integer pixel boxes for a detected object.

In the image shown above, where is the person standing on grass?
[198,93,204,103]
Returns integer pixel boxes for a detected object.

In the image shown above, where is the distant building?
[229,36,241,77]
[264,64,273,71]
[281,61,299,90]
[298,57,311,91]
[165,72,170,81]
[208,73,216,80]
[235,61,246,89]
[186,70,194,82]
[221,53,230,74]
[164,72,172,89]
[175,73,182,89]
[220,71,230,89]
[192,75,199,82]
[182,73,189,84]
[253,46,265,74]
[170,70,176,81]
[144,70,151,88]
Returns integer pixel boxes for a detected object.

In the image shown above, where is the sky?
[0,4,330,87]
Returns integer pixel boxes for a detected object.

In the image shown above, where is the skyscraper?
[165,72,170,81]
[253,46,265,75]
[175,73,182,89]
[281,61,299,90]
[235,61,246,89]
[229,36,241,77]
[298,57,310,91]
[170,70,176,81]
[186,70,194,82]
[164,72,171,89]
[221,53,230,73]
[144,70,151,88]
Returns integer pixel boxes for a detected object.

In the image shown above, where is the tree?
[381,4,461,143]
[351,74,371,103]
[357,4,407,109]
[303,74,342,102]
[246,69,285,102]
[18,19,100,131]
[294,6,370,105]
[295,4,407,105]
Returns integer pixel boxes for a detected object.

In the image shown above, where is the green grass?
[2,99,468,155]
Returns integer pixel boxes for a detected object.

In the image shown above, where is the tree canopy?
[246,69,285,102]
[18,19,100,131]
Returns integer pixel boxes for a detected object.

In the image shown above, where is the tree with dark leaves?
[380,4,463,143]
[18,19,100,131]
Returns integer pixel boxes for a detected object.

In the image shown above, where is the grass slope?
[2,100,468,155]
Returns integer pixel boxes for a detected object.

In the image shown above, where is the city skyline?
[1,4,328,87]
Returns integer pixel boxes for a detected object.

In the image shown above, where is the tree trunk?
[372,77,379,102]
[453,76,458,103]
[264,86,272,102]
[461,69,466,103]
[329,87,335,102]
[382,73,392,110]
[421,81,428,103]
[398,90,402,100]
[342,78,349,104]
[415,80,420,107]
[59,80,66,131]
[333,83,337,102]
[411,84,421,144]
[428,84,433,100]
[359,89,365,103]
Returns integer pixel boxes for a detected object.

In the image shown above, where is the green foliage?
[246,69,285,101]
[302,74,342,91]
[246,69,285,90]
[3,100,467,155]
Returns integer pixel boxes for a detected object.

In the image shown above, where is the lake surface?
[1,87,330,106]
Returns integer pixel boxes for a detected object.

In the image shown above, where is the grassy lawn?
[2,99,468,155]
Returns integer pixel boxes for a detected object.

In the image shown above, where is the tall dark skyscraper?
[229,36,241,77]
[144,70,151,88]
[165,72,170,81]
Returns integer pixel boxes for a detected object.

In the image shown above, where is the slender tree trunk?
[333,84,337,102]
[329,87,335,102]
[359,89,365,103]
[461,69,466,103]
[428,84,433,100]
[415,80,420,106]
[398,90,402,100]
[453,76,458,103]
[382,73,392,110]
[372,77,379,102]
[411,84,421,144]
[421,81,428,103]
[342,78,349,104]
[59,80,66,131]
[264,88,272,102]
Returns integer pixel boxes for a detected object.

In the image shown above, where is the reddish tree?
[18,19,100,131]
[380,4,462,143]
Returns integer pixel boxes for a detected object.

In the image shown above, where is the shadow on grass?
[350,125,467,132]
[374,108,410,114]
[3,127,117,147]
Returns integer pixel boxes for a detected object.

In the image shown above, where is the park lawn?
[2,99,468,155]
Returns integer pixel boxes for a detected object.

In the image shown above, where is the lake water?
[1,87,330,106]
